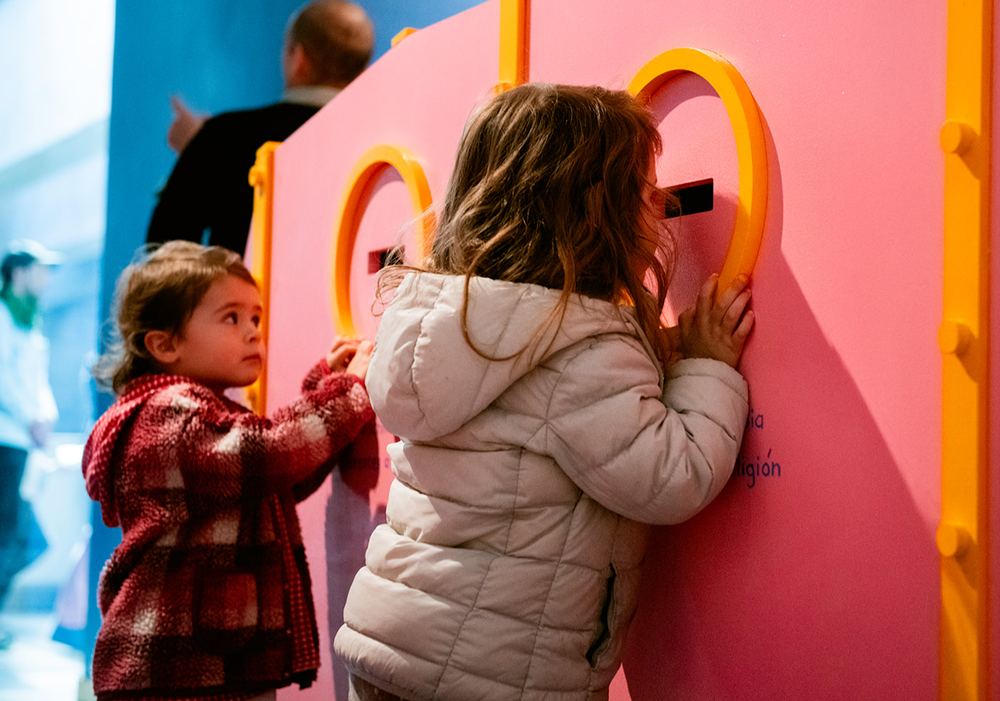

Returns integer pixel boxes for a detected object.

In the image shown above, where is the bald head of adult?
[284,0,375,90]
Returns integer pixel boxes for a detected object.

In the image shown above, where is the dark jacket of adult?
[146,102,320,254]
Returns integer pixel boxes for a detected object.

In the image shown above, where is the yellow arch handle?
[628,47,768,289]
[330,144,435,336]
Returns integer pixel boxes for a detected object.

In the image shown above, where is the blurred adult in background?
[0,240,60,647]
[146,0,375,255]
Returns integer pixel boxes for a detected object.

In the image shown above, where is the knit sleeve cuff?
[301,359,332,392]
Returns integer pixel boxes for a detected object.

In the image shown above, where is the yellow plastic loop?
[627,47,768,290]
[330,144,435,336]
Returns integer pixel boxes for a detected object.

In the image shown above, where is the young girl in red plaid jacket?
[83,241,376,701]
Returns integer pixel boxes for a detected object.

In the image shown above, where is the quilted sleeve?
[543,337,748,525]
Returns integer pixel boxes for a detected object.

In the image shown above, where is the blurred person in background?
[146,0,375,255]
[0,239,61,647]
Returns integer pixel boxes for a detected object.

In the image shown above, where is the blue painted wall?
[363,0,487,57]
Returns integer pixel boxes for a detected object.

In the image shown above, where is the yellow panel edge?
[247,140,281,416]
[498,0,528,89]
[941,0,992,697]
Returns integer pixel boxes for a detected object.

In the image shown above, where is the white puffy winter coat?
[335,273,749,701]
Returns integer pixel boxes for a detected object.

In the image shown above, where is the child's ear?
[144,329,180,365]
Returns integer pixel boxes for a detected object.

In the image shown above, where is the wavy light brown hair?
[93,241,257,395]
[387,83,677,368]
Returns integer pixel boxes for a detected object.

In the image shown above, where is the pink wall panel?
[256,0,985,698]
[526,3,944,696]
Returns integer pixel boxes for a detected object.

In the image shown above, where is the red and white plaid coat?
[82,362,375,700]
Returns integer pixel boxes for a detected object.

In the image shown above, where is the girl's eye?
[226,312,238,324]
[251,315,261,328]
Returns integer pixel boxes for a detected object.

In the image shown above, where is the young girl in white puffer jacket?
[335,83,754,701]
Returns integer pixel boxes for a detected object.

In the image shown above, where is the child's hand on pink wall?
[677,274,754,368]
[327,337,361,372]
[346,340,374,382]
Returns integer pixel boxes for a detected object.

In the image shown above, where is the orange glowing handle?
[628,47,768,290]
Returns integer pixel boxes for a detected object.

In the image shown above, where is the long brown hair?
[93,241,257,395]
[384,83,676,368]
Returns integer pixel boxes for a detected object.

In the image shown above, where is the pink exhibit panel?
[255,0,995,699]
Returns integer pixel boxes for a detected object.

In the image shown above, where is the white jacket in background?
[335,272,749,701]
[0,301,57,451]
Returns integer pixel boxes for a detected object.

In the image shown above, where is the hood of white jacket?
[368,273,657,442]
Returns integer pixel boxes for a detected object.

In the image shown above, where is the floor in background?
[0,611,88,701]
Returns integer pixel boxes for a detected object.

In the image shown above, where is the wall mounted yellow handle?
[330,144,435,337]
[628,47,768,290]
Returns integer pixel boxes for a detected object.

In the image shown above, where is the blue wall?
[363,0,486,57]
[91,0,483,677]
